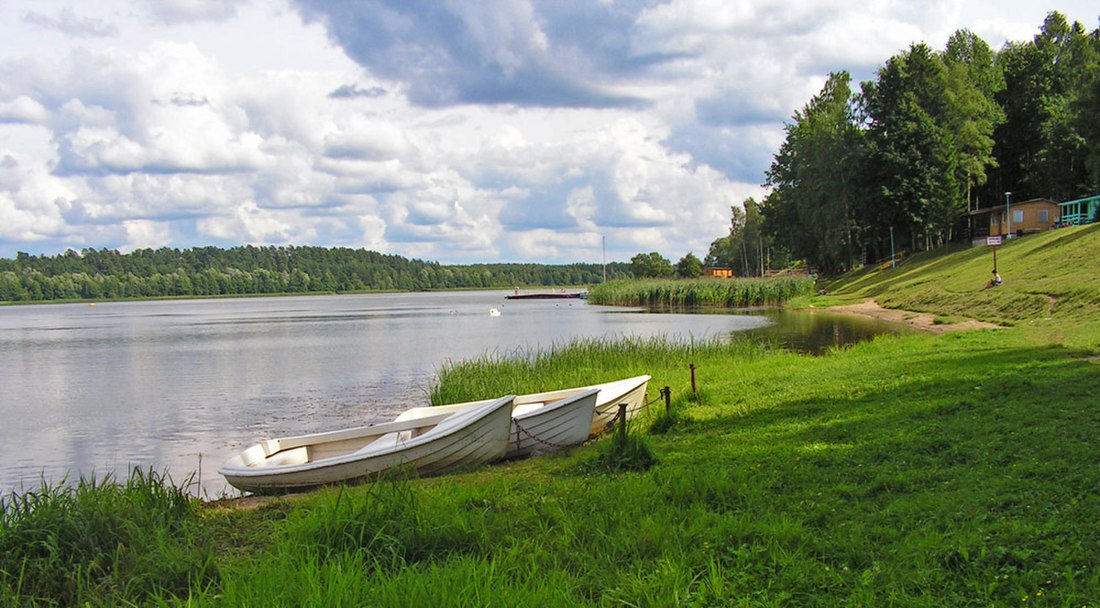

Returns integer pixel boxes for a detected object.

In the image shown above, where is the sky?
[0,1,1096,264]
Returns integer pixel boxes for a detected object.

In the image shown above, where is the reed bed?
[586,276,814,308]
[428,334,769,406]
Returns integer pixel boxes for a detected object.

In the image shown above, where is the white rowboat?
[219,395,515,493]
[508,388,600,457]
[398,375,652,439]
[395,387,602,458]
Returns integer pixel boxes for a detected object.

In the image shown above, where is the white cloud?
[139,0,249,25]
[122,219,171,251]
[22,7,119,38]
[565,186,598,232]
[0,152,77,242]
[0,96,50,124]
[196,201,311,245]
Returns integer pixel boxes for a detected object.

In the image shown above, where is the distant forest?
[0,246,630,302]
[708,12,1100,275]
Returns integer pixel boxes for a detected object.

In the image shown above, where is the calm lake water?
[0,291,903,497]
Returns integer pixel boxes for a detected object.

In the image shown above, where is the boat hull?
[400,375,652,438]
[506,388,599,458]
[504,292,584,300]
[220,395,515,493]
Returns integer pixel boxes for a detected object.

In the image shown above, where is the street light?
[889,226,895,269]
[1004,191,1012,238]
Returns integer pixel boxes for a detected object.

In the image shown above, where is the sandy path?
[824,299,1000,334]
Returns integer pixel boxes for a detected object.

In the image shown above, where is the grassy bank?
[3,227,1099,606]
[586,276,814,308]
[821,224,1100,339]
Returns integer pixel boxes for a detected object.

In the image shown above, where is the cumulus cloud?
[0,152,78,244]
[22,7,118,38]
[139,0,249,24]
[0,96,50,124]
[196,201,313,245]
[292,0,646,108]
[329,84,387,99]
[5,42,272,178]
[122,219,172,251]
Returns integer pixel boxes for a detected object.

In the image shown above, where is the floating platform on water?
[505,291,587,300]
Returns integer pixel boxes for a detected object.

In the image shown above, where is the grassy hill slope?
[820,224,1100,339]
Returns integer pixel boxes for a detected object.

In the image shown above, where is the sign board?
[986,236,1003,246]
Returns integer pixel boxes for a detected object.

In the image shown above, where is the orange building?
[703,267,733,278]
[968,198,1060,245]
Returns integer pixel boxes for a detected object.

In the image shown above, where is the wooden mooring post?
[618,403,628,440]
[690,363,697,393]
[663,386,671,413]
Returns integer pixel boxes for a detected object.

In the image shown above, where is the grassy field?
[2,225,1099,606]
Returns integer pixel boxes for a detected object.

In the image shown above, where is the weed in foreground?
[582,431,659,474]
[0,468,216,606]
[647,408,685,435]
[285,478,483,570]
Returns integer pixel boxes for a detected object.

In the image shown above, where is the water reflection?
[628,306,910,355]
[745,308,912,354]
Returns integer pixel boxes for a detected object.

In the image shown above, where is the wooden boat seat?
[355,431,411,453]
[512,402,546,418]
[259,446,309,467]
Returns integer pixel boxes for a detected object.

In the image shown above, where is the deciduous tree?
[763,72,862,273]
[675,252,703,278]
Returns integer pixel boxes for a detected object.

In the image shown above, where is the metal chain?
[601,404,625,432]
[512,417,577,450]
[520,390,667,443]
[599,391,665,432]
[643,391,665,411]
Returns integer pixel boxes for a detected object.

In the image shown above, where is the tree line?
[708,12,1100,275]
[0,245,629,302]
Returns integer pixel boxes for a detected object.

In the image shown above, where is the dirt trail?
[825,299,1001,333]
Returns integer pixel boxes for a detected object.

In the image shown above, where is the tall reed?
[428,334,768,405]
[0,468,216,606]
[587,276,814,308]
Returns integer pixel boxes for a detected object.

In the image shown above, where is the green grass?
[587,276,815,308]
[822,223,1100,334]
[3,228,1100,605]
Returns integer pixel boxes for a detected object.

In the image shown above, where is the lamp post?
[889,226,895,269]
[1004,191,1012,238]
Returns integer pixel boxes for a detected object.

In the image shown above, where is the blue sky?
[0,1,1095,264]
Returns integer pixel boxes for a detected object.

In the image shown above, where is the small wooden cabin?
[969,198,1060,246]
[703,267,733,278]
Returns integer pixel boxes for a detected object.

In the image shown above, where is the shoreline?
[207,300,993,508]
[819,299,1000,333]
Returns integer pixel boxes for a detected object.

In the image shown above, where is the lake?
[0,291,903,497]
